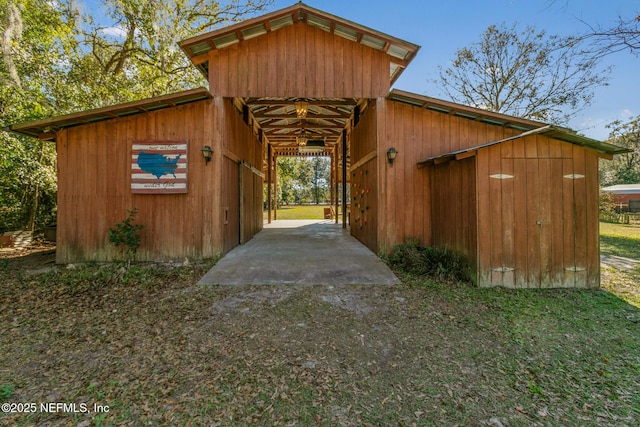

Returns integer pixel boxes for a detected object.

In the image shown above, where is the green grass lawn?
[268,204,331,220]
[600,221,640,259]
[600,221,640,307]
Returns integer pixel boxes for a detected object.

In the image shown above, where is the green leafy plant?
[108,207,144,265]
[0,383,14,401]
[387,238,471,283]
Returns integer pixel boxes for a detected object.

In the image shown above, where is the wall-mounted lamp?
[387,147,398,164]
[201,145,213,165]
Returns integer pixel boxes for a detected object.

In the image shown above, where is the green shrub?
[108,207,144,265]
[387,238,470,283]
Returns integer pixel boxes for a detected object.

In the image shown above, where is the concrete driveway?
[198,220,400,285]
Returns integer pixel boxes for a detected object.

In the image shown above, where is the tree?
[62,0,273,109]
[0,0,74,232]
[311,157,330,205]
[275,157,297,206]
[437,23,611,124]
[0,0,273,232]
[599,115,640,186]
[575,12,640,58]
[273,156,331,206]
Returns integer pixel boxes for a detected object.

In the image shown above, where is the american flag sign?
[131,141,188,194]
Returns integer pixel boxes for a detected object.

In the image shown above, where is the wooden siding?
[222,156,240,253]
[221,97,263,250]
[351,103,378,251]
[56,100,221,263]
[208,23,390,98]
[429,158,478,279]
[377,98,601,288]
[377,98,513,254]
[475,136,600,288]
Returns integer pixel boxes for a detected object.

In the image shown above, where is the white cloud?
[101,26,127,39]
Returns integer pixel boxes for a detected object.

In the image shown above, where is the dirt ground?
[1,245,639,426]
[0,241,56,271]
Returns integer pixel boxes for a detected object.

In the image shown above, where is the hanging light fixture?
[298,139,325,154]
[297,128,308,146]
[294,99,308,119]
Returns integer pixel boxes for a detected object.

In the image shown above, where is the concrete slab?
[198,220,401,285]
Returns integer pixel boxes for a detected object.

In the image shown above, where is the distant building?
[601,184,640,212]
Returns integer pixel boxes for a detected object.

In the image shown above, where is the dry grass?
[0,230,638,426]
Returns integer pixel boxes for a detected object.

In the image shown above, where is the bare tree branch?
[437,23,611,124]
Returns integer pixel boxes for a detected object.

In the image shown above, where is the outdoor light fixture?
[387,147,398,164]
[297,129,308,146]
[294,100,308,119]
[201,145,213,165]
[298,139,325,154]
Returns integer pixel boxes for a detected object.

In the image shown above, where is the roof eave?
[6,88,213,140]
[417,125,631,167]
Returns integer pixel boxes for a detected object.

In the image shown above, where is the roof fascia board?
[417,125,631,167]
[7,88,213,138]
[388,89,547,130]
[180,3,419,54]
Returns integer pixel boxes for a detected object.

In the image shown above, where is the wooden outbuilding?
[7,3,628,288]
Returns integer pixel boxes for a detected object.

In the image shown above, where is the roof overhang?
[388,89,549,132]
[6,88,213,140]
[179,2,420,85]
[601,184,640,193]
[384,89,631,166]
[417,125,632,167]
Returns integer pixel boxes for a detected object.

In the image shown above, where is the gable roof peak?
[179,2,420,85]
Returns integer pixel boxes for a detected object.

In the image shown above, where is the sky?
[259,0,640,140]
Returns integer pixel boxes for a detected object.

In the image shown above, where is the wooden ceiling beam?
[262,124,342,130]
[245,99,357,107]
[254,112,350,119]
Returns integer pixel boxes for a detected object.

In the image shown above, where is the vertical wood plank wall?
[56,100,221,263]
[222,156,240,254]
[378,99,511,254]
[475,137,600,288]
[429,158,478,277]
[221,97,264,251]
[208,23,390,98]
[378,99,600,288]
[351,103,378,251]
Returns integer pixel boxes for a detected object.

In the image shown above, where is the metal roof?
[179,2,420,85]
[417,125,632,167]
[6,88,213,140]
[388,89,550,132]
[385,90,631,165]
[601,184,640,193]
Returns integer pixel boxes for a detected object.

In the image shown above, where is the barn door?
[481,142,596,288]
[238,161,263,245]
[239,162,251,244]
[514,157,587,288]
[520,158,565,288]
[223,157,240,253]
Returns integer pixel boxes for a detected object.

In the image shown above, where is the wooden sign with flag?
[131,141,188,194]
